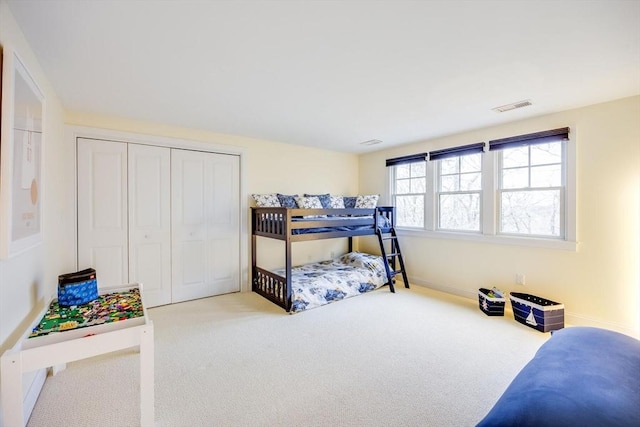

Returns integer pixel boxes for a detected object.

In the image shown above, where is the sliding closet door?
[128,144,172,307]
[171,149,240,302]
[77,138,128,289]
[209,153,240,295]
[78,135,241,305]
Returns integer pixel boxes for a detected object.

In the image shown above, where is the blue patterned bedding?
[290,214,392,235]
[273,252,388,313]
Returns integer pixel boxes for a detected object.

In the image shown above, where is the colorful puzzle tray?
[28,287,144,339]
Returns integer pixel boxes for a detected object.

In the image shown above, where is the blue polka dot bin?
[58,268,99,307]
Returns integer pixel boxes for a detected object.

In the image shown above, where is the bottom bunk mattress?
[273,252,388,313]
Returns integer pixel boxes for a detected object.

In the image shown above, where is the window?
[386,127,573,248]
[392,161,427,227]
[430,142,484,232]
[436,153,482,232]
[492,130,567,238]
[386,153,428,227]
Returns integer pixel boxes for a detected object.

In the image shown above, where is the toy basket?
[509,292,564,332]
[58,268,98,307]
[478,288,505,316]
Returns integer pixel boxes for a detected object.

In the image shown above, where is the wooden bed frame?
[251,206,397,311]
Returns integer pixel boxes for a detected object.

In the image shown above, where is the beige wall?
[0,2,74,416]
[359,96,640,337]
[0,0,72,352]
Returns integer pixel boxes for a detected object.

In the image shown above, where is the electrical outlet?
[516,274,526,285]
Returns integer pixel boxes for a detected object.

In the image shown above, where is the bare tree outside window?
[437,153,482,232]
[499,142,564,238]
[393,162,426,227]
[388,130,570,246]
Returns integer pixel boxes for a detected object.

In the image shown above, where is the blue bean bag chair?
[477,327,640,427]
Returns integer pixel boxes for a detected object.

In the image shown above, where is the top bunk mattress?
[291,215,379,234]
[252,207,395,238]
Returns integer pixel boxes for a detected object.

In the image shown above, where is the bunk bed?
[251,206,406,312]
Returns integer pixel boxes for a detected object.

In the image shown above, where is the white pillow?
[339,251,385,275]
[252,193,281,207]
[330,195,345,209]
[294,196,323,209]
[355,194,379,208]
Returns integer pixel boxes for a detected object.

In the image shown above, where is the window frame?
[387,129,577,251]
[496,141,566,239]
[435,153,483,233]
[390,160,428,229]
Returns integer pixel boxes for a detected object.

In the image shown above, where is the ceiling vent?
[360,139,382,146]
[492,99,533,113]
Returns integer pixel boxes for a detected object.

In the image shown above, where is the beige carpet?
[26,285,548,427]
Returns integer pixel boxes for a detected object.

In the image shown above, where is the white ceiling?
[7,0,640,153]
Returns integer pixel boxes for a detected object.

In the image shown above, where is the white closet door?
[208,153,240,295]
[171,149,240,302]
[128,144,172,307]
[77,138,128,290]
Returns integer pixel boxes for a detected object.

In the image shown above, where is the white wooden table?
[1,284,154,427]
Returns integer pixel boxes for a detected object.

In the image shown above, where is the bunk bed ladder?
[376,227,409,293]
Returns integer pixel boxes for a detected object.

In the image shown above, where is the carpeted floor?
[26,285,548,427]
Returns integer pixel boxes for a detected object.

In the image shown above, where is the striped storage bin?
[510,292,564,333]
[478,288,506,316]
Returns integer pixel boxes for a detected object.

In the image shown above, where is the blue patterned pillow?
[252,193,281,207]
[343,196,357,209]
[304,193,331,209]
[277,193,298,208]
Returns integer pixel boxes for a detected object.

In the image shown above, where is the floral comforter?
[273,252,388,313]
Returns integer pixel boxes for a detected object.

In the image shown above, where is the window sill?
[396,228,578,251]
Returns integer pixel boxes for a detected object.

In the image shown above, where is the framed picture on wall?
[0,46,45,259]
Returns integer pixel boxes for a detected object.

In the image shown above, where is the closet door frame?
[67,125,248,293]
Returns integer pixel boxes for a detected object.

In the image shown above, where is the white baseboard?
[407,276,477,300]
[408,276,639,339]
